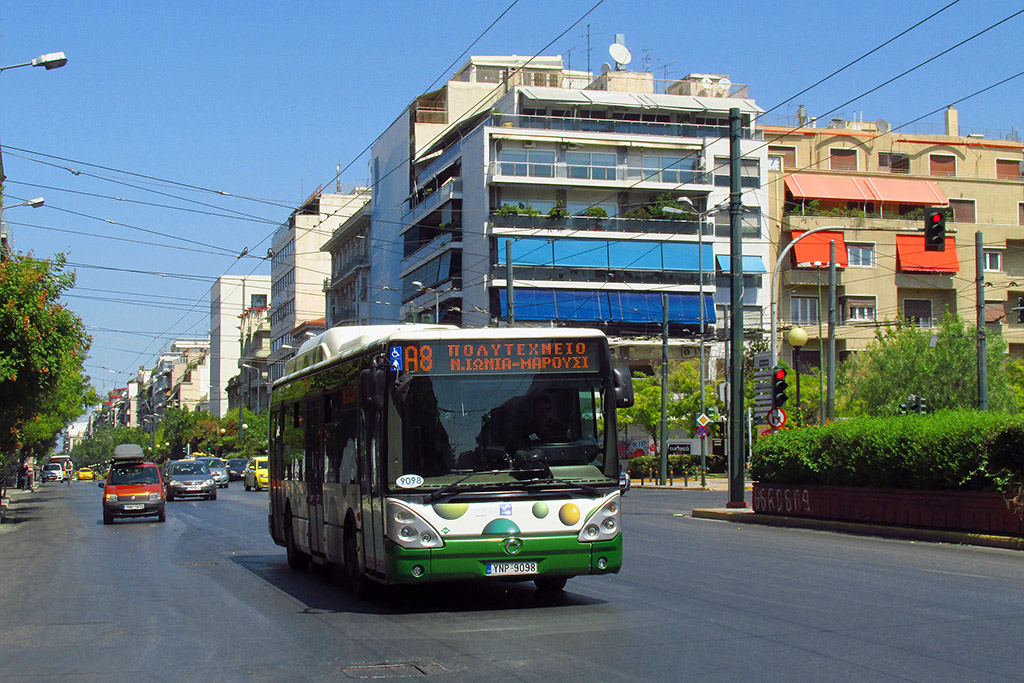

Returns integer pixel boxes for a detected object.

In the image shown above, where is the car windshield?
[109,464,158,485]
[44,464,61,471]
[388,373,612,491]
[228,459,246,468]
[170,463,209,475]
[254,460,268,470]
[199,458,225,468]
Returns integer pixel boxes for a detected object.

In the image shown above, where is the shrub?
[750,411,1015,492]
[583,206,608,218]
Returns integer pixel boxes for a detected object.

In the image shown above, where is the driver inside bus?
[517,394,570,448]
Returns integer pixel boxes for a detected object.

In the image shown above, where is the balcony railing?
[409,177,462,220]
[490,212,714,235]
[489,160,727,187]
[490,114,762,140]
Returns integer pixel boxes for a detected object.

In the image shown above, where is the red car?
[100,445,166,524]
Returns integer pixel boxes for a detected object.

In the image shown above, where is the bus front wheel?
[344,522,369,598]
[534,576,567,592]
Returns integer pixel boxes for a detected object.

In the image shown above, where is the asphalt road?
[1,482,1023,681]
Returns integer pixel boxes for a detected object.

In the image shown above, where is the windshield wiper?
[516,476,600,497]
[423,471,508,504]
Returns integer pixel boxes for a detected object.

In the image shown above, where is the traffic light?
[916,396,927,414]
[771,366,788,409]
[924,208,946,252]
[898,402,908,415]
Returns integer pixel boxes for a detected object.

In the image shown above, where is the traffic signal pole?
[827,240,837,422]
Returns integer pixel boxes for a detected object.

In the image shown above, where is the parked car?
[619,470,631,495]
[164,461,217,501]
[226,458,247,481]
[195,457,229,488]
[41,463,64,482]
[243,457,269,491]
[100,444,165,524]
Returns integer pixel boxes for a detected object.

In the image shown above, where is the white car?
[42,463,65,482]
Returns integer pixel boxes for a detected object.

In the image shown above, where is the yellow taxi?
[76,467,96,481]
[243,457,269,491]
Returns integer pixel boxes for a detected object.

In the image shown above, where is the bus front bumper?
[384,534,622,585]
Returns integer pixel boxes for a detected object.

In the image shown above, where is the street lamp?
[663,198,723,488]
[411,280,439,323]
[788,326,808,425]
[1,197,45,257]
[0,52,68,74]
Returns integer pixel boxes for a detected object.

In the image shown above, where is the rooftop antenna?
[609,34,632,71]
[336,163,341,193]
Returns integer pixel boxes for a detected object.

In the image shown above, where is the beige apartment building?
[765,106,1024,370]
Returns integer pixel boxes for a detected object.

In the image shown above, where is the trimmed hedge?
[750,411,1024,493]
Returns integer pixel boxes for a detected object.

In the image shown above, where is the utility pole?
[660,293,669,485]
[827,240,836,421]
[976,230,988,410]
[506,239,515,325]
[727,108,746,508]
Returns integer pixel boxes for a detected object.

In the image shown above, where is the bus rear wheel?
[284,509,310,571]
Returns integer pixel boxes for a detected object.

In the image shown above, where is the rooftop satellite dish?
[717,77,731,95]
[609,43,632,68]
[875,118,890,133]
[600,62,612,75]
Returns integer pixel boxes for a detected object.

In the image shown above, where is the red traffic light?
[931,212,942,223]
[774,368,787,380]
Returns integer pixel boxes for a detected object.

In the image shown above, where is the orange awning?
[792,231,848,268]
[895,235,959,273]
[785,174,948,206]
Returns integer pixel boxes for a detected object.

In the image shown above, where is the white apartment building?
[268,189,368,381]
[209,275,270,417]
[360,56,770,369]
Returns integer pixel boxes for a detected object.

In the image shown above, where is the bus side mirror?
[360,368,386,411]
[612,364,634,408]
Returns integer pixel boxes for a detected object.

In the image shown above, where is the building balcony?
[489,114,761,140]
[408,177,462,225]
[488,160,721,190]
[490,212,713,235]
[781,268,844,287]
[326,252,370,290]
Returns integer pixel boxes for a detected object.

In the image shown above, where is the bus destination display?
[389,340,600,374]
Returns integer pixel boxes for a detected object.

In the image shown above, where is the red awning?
[785,174,948,206]
[792,231,848,268]
[895,235,959,273]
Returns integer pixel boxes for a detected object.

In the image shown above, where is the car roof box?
[112,444,145,461]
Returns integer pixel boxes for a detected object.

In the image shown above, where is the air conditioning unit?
[523,140,536,148]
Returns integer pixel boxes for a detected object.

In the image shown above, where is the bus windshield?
[389,372,612,491]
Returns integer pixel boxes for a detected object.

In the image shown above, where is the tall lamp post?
[788,326,808,426]
[0,197,44,258]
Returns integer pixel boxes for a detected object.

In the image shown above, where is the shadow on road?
[232,554,605,616]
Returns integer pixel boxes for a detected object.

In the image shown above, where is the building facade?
[268,189,367,381]
[209,275,270,417]
[357,56,771,372]
[765,106,1024,370]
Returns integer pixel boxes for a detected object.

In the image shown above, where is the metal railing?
[490,114,761,140]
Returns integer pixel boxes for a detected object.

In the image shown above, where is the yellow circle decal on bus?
[558,503,580,526]
[433,503,469,520]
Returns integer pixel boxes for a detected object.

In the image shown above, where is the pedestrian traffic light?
[771,366,788,409]
[924,208,946,252]
[917,396,927,414]
[898,402,908,415]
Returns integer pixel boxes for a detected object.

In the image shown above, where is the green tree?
[839,314,1015,416]
[0,253,92,479]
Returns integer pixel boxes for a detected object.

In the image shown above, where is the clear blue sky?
[2,0,1022,397]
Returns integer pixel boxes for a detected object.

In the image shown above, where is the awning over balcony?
[784,174,948,205]
[499,237,715,271]
[714,254,768,273]
[497,289,716,325]
[791,231,848,268]
[895,235,959,273]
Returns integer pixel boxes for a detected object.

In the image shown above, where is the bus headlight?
[578,495,621,543]
[387,502,444,549]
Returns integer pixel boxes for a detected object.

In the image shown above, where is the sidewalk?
[629,476,749,492]
[0,485,36,524]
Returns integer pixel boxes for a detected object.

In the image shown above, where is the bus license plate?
[486,561,538,576]
[123,504,144,510]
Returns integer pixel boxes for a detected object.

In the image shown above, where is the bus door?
[358,404,385,577]
[305,399,326,558]
[269,407,285,541]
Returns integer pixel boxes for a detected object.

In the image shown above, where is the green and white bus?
[268,324,634,591]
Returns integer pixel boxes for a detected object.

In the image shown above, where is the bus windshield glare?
[390,369,612,491]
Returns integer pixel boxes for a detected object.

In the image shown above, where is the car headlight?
[386,502,443,549]
[578,495,621,543]
[104,492,118,502]
[148,492,162,501]
[205,479,214,486]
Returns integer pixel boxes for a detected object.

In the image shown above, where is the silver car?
[195,457,229,488]
[165,461,217,501]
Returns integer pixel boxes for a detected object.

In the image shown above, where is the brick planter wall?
[752,483,1024,536]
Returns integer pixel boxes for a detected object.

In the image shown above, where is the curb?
[691,508,1024,551]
